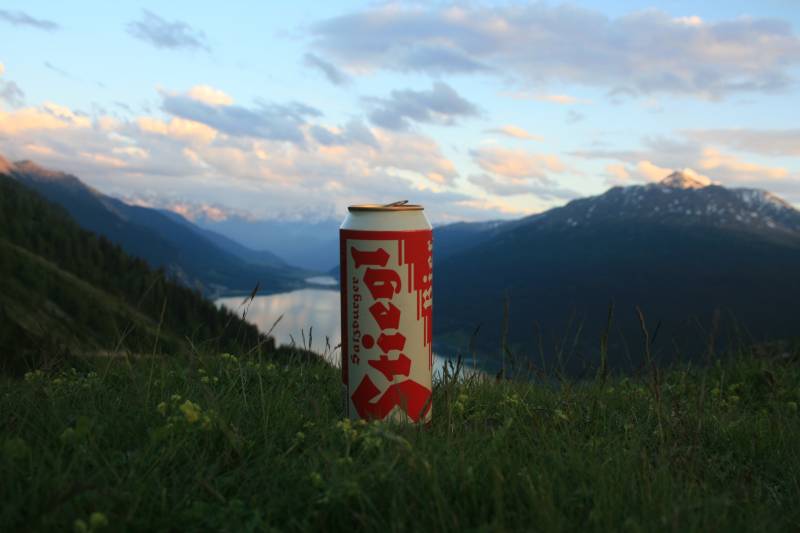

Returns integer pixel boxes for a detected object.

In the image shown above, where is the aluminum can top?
[341,201,431,231]
[347,200,423,212]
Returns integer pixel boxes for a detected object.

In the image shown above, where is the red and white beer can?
[339,201,433,423]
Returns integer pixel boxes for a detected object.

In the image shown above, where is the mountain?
[0,172,274,374]
[2,156,305,297]
[159,210,288,269]
[434,171,800,372]
[194,215,341,271]
[201,207,522,277]
[433,218,536,260]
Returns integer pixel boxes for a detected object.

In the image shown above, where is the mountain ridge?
[434,170,800,372]
[518,171,800,237]
[1,155,307,297]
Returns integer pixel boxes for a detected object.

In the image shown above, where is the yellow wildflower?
[179,400,202,423]
[309,471,324,488]
[60,428,76,444]
[89,512,109,529]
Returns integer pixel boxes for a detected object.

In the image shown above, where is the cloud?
[681,168,712,185]
[484,125,542,141]
[635,162,712,184]
[127,199,247,223]
[0,103,91,134]
[114,101,134,114]
[636,160,674,182]
[371,129,458,185]
[508,92,592,105]
[571,135,703,173]
[309,119,378,148]
[698,148,788,181]
[397,45,490,74]
[304,53,351,86]
[137,116,218,145]
[471,146,565,179]
[468,173,577,199]
[127,10,210,52]
[160,89,320,144]
[605,163,630,184]
[683,129,800,157]
[187,85,233,106]
[446,197,534,219]
[309,4,800,98]
[0,97,498,221]
[604,159,709,187]
[566,110,585,124]
[365,82,479,130]
[0,80,24,108]
[467,146,575,198]
[0,63,24,108]
[0,9,59,31]
[573,134,795,197]
[44,61,72,79]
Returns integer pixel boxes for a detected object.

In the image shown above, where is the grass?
[1,349,799,532]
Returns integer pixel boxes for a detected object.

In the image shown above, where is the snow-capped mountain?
[519,171,800,237]
[435,171,800,372]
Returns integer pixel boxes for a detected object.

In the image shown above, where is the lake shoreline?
[215,277,494,377]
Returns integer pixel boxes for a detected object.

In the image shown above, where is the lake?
[216,277,478,378]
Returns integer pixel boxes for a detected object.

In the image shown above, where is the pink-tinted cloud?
[484,125,542,141]
[508,92,592,105]
[187,85,233,106]
[471,146,565,179]
[699,148,788,181]
[0,97,506,222]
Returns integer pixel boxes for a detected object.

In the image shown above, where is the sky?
[1,1,799,223]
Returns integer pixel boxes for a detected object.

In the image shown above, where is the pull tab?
[382,200,409,207]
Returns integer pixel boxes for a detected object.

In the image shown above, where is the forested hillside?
[2,157,306,296]
[0,174,272,373]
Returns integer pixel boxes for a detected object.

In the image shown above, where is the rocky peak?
[659,170,711,190]
[13,160,70,181]
[0,154,11,175]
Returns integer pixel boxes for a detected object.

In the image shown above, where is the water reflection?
[305,276,338,286]
[216,282,479,378]
[217,287,341,356]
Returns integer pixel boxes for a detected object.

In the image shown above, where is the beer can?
[339,201,433,423]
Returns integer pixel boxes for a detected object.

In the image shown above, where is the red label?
[340,229,432,423]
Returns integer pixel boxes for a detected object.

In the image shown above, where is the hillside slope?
[0,173,273,373]
[195,215,341,271]
[159,209,289,269]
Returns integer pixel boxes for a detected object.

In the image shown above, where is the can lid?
[348,200,424,212]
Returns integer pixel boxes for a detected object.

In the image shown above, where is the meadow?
[1,346,799,532]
